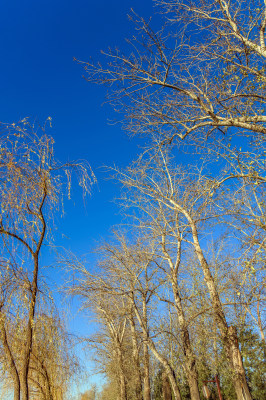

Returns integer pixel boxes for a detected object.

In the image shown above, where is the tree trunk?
[21,256,39,400]
[185,212,252,400]
[117,345,127,400]
[162,370,172,400]
[143,342,151,400]
[128,314,143,400]
[0,313,20,400]
[257,302,266,359]
[172,281,201,400]
[186,368,201,400]
[142,300,151,400]
[224,326,253,400]
[21,356,29,400]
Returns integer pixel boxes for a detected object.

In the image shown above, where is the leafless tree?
[0,120,93,400]
[115,147,253,400]
[97,239,182,400]
[80,1,266,144]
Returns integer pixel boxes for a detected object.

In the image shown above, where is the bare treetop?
[80,1,266,142]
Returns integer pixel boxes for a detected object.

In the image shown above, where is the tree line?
[0,1,266,400]
[73,1,266,399]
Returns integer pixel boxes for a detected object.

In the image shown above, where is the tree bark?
[0,312,20,400]
[162,370,172,400]
[128,313,143,400]
[224,326,253,400]
[142,300,151,400]
[116,345,127,400]
[143,341,151,400]
[21,255,39,400]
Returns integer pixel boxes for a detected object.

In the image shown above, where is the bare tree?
[110,193,202,399]
[66,237,183,400]
[115,148,253,400]
[142,201,201,400]
[0,120,93,400]
[68,266,130,400]
[80,1,266,143]
[98,239,182,400]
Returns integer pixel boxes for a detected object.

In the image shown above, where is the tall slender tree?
[0,120,93,400]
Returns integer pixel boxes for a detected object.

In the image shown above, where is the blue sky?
[0,0,155,250]
[0,0,155,394]
[1,2,264,397]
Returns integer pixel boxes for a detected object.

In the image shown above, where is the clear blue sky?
[0,0,155,394]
